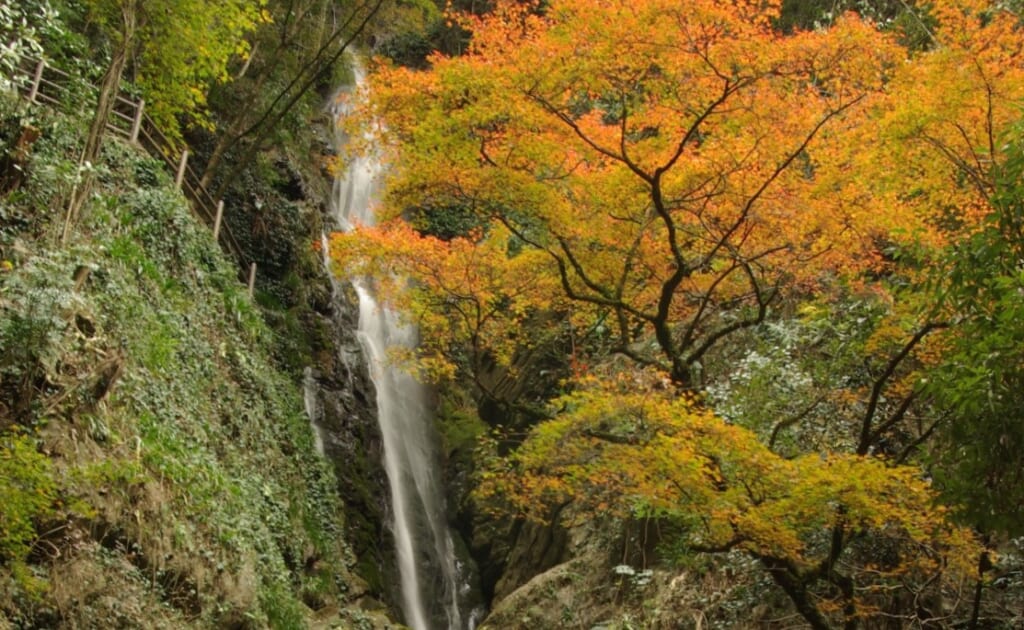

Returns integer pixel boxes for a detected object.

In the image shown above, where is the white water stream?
[302,367,327,457]
[326,62,468,630]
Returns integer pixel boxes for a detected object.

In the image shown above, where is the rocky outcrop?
[479,515,785,629]
[479,516,620,629]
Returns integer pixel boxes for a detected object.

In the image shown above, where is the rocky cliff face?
[305,221,397,612]
[196,96,402,615]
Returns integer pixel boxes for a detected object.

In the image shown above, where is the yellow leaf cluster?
[476,382,980,615]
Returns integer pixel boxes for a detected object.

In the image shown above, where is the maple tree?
[331,219,565,386]
[345,0,913,389]
[705,291,949,464]
[837,0,1024,248]
[851,0,1024,537]
[328,0,1024,624]
[475,374,980,628]
[337,0,1024,481]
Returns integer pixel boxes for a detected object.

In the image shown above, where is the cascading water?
[324,60,477,630]
[302,367,327,457]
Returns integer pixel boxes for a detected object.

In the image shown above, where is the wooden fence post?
[16,56,253,290]
[212,200,225,241]
[130,98,144,143]
[28,59,45,103]
[175,149,189,189]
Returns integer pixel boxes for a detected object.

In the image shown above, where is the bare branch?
[769,393,829,451]
[857,322,949,456]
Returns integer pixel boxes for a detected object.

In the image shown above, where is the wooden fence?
[6,56,255,293]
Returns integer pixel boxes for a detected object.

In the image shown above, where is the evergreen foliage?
[929,120,1024,536]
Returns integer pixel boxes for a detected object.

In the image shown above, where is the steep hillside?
[0,93,395,629]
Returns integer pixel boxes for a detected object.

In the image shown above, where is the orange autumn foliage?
[330,220,567,378]
[333,0,1024,387]
[345,0,915,386]
[835,0,1024,249]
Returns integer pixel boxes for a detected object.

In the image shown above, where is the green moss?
[261,578,308,630]
[437,394,487,464]
[0,430,58,564]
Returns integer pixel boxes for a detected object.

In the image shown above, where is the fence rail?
[6,56,251,288]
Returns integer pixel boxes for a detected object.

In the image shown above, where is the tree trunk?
[64,1,137,242]
[84,43,129,166]
[761,556,833,630]
[968,548,993,629]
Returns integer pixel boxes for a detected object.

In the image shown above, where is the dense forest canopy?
[330,0,1024,626]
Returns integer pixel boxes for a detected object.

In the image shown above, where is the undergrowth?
[0,92,358,628]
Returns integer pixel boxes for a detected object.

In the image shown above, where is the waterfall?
[302,367,327,457]
[326,60,471,630]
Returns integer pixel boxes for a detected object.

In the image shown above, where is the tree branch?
[769,393,829,451]
[857,322,948,456]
